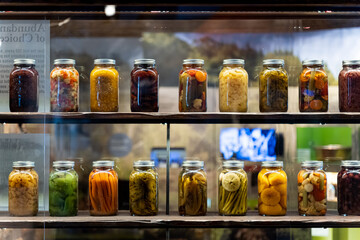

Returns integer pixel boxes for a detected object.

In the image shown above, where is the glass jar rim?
[93,160,114,167]
[14,59,35,65]
[261,161,283,167]
[54,59,75,65]
[53,160,75,168]
[94,59,115,65]
[222,160,244,168]
[182,160,204,167]
[223,59,244,65]
[302,59,324,66]
[341,160,360,167]
[342,60,360,66]
[263,59,284,65]
[13,161,35,167]
[301,160,323,168]
[183,59,204,65]
[133,160,155,167]
[134,59,155,65]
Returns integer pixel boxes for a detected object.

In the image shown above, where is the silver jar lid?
[302,60,324,66]
[223,59,245,65]
[133,160,155,167]
[53,160,75,168]
[134,59,155,65]
[94,59,115,65]
[54,59,75,65]
[301,160,323,168]
[341,160,360,167]
[182,160,204,168]
[223,160,244,168]
[262,161,283,167]
[13,161,35,167]
[183,59,204,65]
[14,59,35,65]
[263,59,284,65]
[93,160,114,167]
[342,60,360,66]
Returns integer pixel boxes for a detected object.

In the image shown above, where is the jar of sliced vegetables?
[298,161,327,216]
[218,160,247,216]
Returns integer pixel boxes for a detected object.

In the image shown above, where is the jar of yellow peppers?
[258,161,287,216]
[90,59,119,112]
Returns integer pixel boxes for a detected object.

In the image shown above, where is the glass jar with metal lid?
[49,160,78,216]
[339,60,360,112]
[259,59,288,112]
[178,160,207,216]
[219,59,248,112]
[298,161,326,216]
[258,161,287,216]
[90,59,119,112]
[8,161,38,216]
[89,160,118,216]
[9,59,39,112]
[179,59,207,112]
[131,59,159,112]
[218,160,247,216]
[129,160,158,216]
[338,160,360,215]
[299,60,328,112]
[50,59,79,112]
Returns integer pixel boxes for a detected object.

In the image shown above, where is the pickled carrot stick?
[110,173,117,212]
[90,176,99,211]
[94,174,108,213]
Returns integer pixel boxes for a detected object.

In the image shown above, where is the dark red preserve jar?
[338,160,360,216]
[9,59,39,112]
[130,59,159,112]
[339,60,360,112]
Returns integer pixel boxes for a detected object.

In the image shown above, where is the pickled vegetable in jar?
[259,59,288,112]
[218,160,247,216]
[49,161,78,216]
[219,59,248,112]
[299,60,328,112]
[50,59,79,112]
[179,59,207,112]
[90,59,119,112]
[9,161,38,216]
[338,161,360,216]
[9,59,39,112]
[89,160,118,216]
[179,160,207,216]
[298,161,327,216]
[129,160,158,216]
[131,59,159,112]
[258,161,287,216]
[339,60,360,112]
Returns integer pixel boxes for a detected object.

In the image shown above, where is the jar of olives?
[179,160,207,216]
[129,160,158,216]
[218,160,247,216]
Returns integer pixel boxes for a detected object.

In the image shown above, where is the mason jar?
[49,160,78,216]
[219,59,248,112]
[50,59,79,112]
[9,59,39,112]
[8,161,38,216]
[339,60,360,112]
[89,160,118,216]
[218,160,247,216]
[129,160,158,216]
[298,161,327,216]
[259,59,288,112]
[178,160,207,216]
[258,161,287,216]
[179,59,207,112]
[299,60,328,112]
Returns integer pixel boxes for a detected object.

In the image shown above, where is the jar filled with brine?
[49,161,78,216]
[219,59,248,112]
[259,59,288,112]
[258,161,287,216]
[9,59,39,112]
[219,160,247,216]
[299,60,328,112]
[89,160,118,216]
[298,161,327,216]
[50,59,79,112]
[8,161,38,216]
[339,60,360,112]
[179,59,207,112]
[90,59,119,112]
[129,160,158,216]
[338,160,360,216]
[131,59,159,112]
[179,160,207,216]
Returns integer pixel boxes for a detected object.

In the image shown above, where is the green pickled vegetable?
[49,169,78,216]
[302,189,308,208]
[319,173,325,191]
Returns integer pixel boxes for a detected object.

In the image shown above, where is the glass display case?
[1,1,360,239]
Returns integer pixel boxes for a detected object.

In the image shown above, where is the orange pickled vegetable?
[186,70,196,77]
[300,72,310,82]
[310,100,323,110]
[315,79,325,89]
[195,71,207,82]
